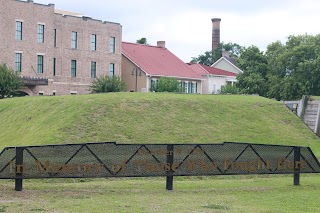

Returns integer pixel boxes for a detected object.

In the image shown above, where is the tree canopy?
[136,38,148,45]
[0,64,23,99]
[236,34,320,100]
[190,42,244,66]
[191,34,320,100]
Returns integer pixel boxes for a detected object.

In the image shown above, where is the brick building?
[0,0,122,96]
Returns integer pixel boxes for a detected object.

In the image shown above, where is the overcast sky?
[37,0,320,62]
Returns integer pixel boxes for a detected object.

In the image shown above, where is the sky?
[36,0,320,62]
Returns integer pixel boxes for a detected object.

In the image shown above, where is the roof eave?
[148,74,202,81]
[211,57,243,73]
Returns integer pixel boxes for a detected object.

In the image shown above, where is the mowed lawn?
[0,175,320,213]
[1,93,320,212]
[0,93,319,154]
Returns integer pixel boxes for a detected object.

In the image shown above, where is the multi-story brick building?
[0,0,122,96]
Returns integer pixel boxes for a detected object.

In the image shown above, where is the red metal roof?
[122,42,201,79]
[188,63,237,77]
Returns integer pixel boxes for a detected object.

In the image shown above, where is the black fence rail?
[0,142,320,191]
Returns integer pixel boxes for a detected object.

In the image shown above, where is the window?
[191,82,196,94]
[71,32,77,49]
[213,83,217,94]
[16,21,23,40]
[91,61,96,78]
[91,34,96,51]
[109,37,115,53]
[38,24,44,43]
[151,78,158,92]
[54,29,57,47]
[109,63,114,77]
[37,55,44,73]
[15,53,22,72]
[184,81,189,93]
[71,60,77,77]
[53,58,56,76]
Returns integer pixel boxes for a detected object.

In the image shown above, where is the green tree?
[136,38,148,45]
[150,77,179,92]
[236,46,268,96]
[90,75,126,93]
[190,42,244,65]
[0,64,23,99]
[266,34,320,100]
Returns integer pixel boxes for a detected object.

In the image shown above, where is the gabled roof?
[188,63,237,77]
[122,42,201,79]
[211,56,243,73]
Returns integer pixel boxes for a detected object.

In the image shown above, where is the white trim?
[211,57,243,73]
[146,76,150,92]
[37,53,45,56]
[70,91,78,94]
[202,74,237,78]
[15,19,24,22]
[15,51,23,53]
[37,22,46,25]
[149,74,202,81]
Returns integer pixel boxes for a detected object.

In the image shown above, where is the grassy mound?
[0,93,319,155]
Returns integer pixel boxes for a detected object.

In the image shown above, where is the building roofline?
[54,13,121,25]
[122,41,166,49]
[148,74,203,81]
[122,54,150,76]
[211,57,243,73]
[202,73,237,78]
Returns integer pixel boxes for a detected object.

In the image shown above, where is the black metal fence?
[1,142,320,191]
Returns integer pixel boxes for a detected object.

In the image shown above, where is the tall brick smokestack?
[211,18,221,53]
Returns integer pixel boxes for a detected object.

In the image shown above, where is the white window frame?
[15,51,23,72]
[38,23,45,43]
[15,20,23,40]
[184,81,189,93]
[191,82,196,94]
[109,36,115,53]
[71,31,77,49]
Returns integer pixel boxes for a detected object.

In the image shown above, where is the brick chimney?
[211,18,221,53]
[157,41,165,48]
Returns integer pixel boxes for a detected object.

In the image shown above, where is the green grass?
[0,175,320,213]
[311,96,320,100]
[0,93,319,154]
[1,93,320,212]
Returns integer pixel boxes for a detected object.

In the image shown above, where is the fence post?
[166,144,174,190]
[15,147,24,191]
[293,147,300,186]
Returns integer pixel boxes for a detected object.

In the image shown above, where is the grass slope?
[0,93,319,155]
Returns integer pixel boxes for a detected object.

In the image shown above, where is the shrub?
[220,84,240,94]
[151,77,179,92]
[0,64,23,99]
[90,76,126,93]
